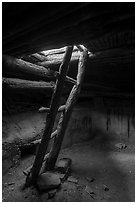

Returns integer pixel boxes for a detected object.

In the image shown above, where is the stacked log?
[2,55,56,81]
[3,78,55,91]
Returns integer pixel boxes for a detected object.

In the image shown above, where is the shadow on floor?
[59,129,135,201]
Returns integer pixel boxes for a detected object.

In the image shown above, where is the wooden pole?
[2,78,55,91]
[25,46,73,186]
[3,55,76,85]
[2,55,55,81]
[45,48,88,171]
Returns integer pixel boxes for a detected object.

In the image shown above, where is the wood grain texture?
[25,46,73,186]
[45,48,88,171]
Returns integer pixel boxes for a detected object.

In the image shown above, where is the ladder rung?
[26,129,57,154]
[56,71,76,85]
[58,105,66,112]
[39,105,66,113]
[66,76,77,85]
[38,107,49,113]
[50,129,58,139]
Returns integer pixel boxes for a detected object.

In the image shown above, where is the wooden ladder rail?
[45,47,88,171]
[25,46,73,186]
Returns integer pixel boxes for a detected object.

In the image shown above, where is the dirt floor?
[2,137,135,202]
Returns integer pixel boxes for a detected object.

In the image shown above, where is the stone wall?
[2,97,134,173]
[62,97,134,148]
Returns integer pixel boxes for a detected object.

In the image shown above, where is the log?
[40,46,80,57]
[45,48,88,171]
[22,53,46,64]
[38,105,66,113]
[25,46,73,186]
[31,53,47,62]
[3,55,76,85]
[40,47,67,57]
[37,47,134,72]
[3,54,56,81]
[3,78,55,91]
[37,50,81,70]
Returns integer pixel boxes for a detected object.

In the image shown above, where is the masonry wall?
[63,97,134,148]
[2,97,134,173]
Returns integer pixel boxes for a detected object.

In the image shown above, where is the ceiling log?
[2,78,55,91]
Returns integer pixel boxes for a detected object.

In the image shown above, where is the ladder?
[25,45,88,186]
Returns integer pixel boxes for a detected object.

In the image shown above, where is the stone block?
[54,168,70,183]
[37,171,61,191]
[55,158,72,174]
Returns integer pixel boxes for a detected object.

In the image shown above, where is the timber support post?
[25,46,73,186]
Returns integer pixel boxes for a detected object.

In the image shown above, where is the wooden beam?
[40,47,67,57]
[37,47,134,71]
[3,55,77,85]
[31,53,47,62]
[40,46,79,57]
[25,46,73,186]
[45,48,88,171]
[37,51,81,69]
[2,78,55,91]
[3,54,55,81]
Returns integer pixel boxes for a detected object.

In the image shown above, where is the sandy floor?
[2,139,135,202]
